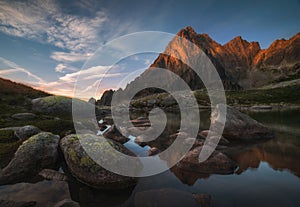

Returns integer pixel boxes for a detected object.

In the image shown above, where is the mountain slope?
[122,27,299,95]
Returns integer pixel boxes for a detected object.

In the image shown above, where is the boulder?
[32,96,89,116]
[103,125,129,144]
[32,96,73,115]
[14,125,41,141]
[177,146,237,174]
[11,113,36,120]
[0,132,60,185]
[60,134,138,189]
[199,130,230,145]
[211,104,274,140]
[148,147,160,156]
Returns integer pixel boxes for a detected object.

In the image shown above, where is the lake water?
[0,109,300,207]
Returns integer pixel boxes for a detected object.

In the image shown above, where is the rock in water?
[211,104,274,140]
[60,134,139,189]
[177,146,237,174]
[103,125,129,144]
[14,125,41,141]
[0,132,60,185]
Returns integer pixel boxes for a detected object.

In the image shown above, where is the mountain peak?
[176,26,197,39]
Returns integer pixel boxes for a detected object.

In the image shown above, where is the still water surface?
[0,109,300,207]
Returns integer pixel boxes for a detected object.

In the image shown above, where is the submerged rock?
[177,146,237,174]
[60,134,138,189]
[211,104,274,140]
[11,112,36,120]
[14,125,41,141]
[0,132,60,185]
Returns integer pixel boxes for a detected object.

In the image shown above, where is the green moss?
[32,119,74,137]
[69,148,77,162]
[80,156,94,167]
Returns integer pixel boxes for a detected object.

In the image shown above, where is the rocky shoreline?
[0,95,280,207]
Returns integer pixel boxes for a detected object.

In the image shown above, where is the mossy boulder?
[177,146,237,174]
[14,125,41,141]
[32,96,73,116]
[0,132,60,185]
[211,104,274,140]
[60,134,138,189]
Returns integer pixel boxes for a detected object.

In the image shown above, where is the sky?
[0,0,299,100]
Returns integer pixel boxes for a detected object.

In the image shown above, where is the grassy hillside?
[130,83,300,108]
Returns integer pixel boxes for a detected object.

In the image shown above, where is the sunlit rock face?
[123,27,300,94]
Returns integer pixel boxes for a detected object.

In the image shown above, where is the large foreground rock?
[60,134,138,189]
[0,132,60,185]
[211,104,274,140]
[177,146,237,174]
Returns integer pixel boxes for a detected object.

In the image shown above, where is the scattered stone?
[177,146,237,174]
[14,125,41,141]
[53,199,80,207]
[169,131,189,139]
[39,169,67,181]
[103,125,129,144]
[134,135,148,147]
[183,138,204,149]
[148,147,160,156]
[60,134,139,189]
[0,132,60,185]
[211,104,274,140]
[11,113,36,120]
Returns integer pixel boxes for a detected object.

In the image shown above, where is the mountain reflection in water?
[0,109,299,207]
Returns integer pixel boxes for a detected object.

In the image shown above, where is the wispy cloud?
[50,52,92,63]
[54,63,78,73]
[0,0,107,65]
[0,57,45,84]
[0,0,106,48]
